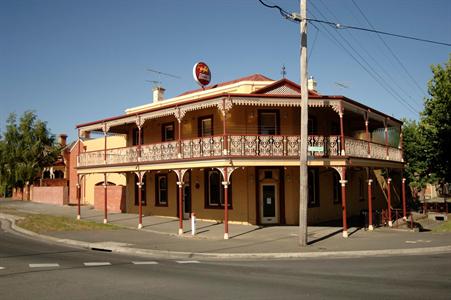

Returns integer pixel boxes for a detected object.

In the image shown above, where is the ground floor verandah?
[76,164,407,240]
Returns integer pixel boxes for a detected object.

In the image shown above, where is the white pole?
[191,212,196,236]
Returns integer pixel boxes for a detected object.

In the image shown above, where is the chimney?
[307,76,317,92]
[153,86,165,103]
[59,134,67,147]
[81,131,90,139]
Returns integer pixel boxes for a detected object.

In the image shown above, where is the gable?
[254,78,319,97]
[262,84,300,95]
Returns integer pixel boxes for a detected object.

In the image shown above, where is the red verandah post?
[341,168,348,238]
[223,168,229,240]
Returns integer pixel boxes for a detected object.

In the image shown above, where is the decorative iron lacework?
[264,86,299,95]
[76,134,403,168]
[388,147,403,162]
[179,98,224,118]
[345,138,368,158]
[140,107,177,122]
[79,123,105,135]
[78,95,349,135]
[370,143,387,160]
[104,116,136,132]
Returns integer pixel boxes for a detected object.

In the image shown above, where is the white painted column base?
[77,215,80,220]
[342,230,348,238]
[178,228,183,235]
[368,225,374,231]
[103,219,108,224]
[224,233,229,240]
[138,223,143,229]
[388,221,393,227]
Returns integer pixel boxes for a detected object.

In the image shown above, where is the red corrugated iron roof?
[178,73,273,97]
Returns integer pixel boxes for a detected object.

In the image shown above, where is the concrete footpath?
[1,199,451,260]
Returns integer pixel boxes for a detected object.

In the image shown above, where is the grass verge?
[431,220,451,233]
[0,206,30,217]
[16,214,121,233]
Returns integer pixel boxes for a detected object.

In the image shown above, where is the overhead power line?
[258,0,451,47]
[258,0,427,115]
[306,17,451,47]
[350,0,427,98]
[308,9,419,115]
[313,0,422,111]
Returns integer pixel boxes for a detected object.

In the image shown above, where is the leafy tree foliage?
[402,119,430,192]
[0,111,60,194]
[403,55,451,194]
[421,55,451,183]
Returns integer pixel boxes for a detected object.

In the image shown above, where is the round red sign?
[193,62,211,86]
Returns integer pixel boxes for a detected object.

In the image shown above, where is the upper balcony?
[77,134,403,168]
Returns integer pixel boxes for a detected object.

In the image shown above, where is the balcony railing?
[77,134,403,168]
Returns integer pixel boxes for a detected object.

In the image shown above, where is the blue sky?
[1,0,450,141]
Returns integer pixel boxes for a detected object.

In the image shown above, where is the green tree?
[0,111,60,194]
[402,119,432,197]
[403,55,451,199]
[421,55,451,183]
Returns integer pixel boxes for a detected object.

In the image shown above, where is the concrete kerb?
[2,213,451,261]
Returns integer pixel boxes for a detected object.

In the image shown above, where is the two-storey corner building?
[75,74,405,238]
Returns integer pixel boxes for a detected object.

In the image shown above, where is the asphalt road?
[1,220,451,300]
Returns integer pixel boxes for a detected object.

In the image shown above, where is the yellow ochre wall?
[124,168,257,224]
[125,171,178,217]
[81,136,126,205]
[120,165,388,226]
[283,167,390,225]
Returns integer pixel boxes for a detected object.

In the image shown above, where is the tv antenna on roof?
[147,68,181,79]
[145,80,162,88]
[281,65,287,78]
[334,81,351,89]
[146,68,181,90]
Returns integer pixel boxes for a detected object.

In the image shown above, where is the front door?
[260,183,278,224]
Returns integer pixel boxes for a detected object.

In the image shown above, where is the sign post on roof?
[193,62,211,87]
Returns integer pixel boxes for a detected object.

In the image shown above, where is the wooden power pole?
[299,0,309,246]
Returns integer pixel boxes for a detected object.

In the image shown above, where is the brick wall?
[31,186,68,205]
[94,185,126,213]
[11,186,31,200]
[12,188,24,200]
[41,179,69,187]
[68,140,83,204]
